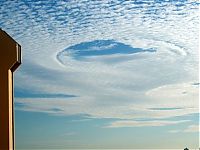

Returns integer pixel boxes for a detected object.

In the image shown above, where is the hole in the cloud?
[57,40,156,62]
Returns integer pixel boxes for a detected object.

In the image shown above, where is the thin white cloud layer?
[169,124,199,133]
[105,120,190,128]
[0,0,198,127]
[183,125,199,133]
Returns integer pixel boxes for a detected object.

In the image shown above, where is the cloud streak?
[105,120,190,128]
[169,124,199,133]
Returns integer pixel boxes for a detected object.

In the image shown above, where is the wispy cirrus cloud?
[105,120,190,128]
[169,124,199,133]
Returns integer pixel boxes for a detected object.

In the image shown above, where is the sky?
[0,0,199,149]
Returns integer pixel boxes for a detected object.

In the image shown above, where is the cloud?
[0,0,198,125]
[145,82,199,108]
[63,132,77,136]
[57,40,156,62]
[15,88,76,98]
[183,125,199,133]
[15,95,197,120]
[105,120,190,128]
[169,125,199,133]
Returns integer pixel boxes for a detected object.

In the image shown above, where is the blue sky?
[0,0,199,149]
